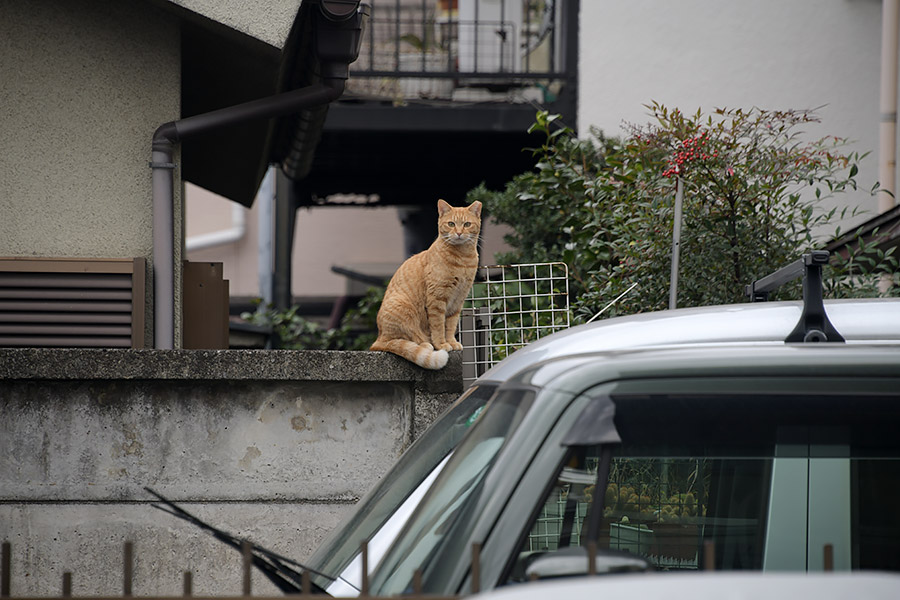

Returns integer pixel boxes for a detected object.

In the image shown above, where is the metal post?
[360,540,369,597]
[62,573,72,597]
[587,542,597,575]
[703,540,715,570]
[241,540,252,596]
[470,543,481,594]
[302,571,311,595]
[823,544,834,571]
[1,541,10,598]
[669,177,684,310]
[123,541,134,596]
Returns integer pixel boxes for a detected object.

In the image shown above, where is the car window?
[370,387,535,596]
[307,383,496,594]
[504,390,900,581]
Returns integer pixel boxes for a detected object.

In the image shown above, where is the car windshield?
[368,387,535,596]
[305,383,496,595]
[505,388,900,580]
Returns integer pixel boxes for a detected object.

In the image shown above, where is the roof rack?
[745,251,845,343]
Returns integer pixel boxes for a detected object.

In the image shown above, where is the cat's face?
[437,200,482,247]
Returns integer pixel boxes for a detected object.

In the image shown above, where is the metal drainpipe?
[150,78,346,349]
[185,202,247,252]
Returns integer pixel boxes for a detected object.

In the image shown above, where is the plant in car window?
[469,105,898,322]
[604,458,709,526]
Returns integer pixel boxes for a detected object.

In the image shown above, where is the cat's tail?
[370,339,449,370]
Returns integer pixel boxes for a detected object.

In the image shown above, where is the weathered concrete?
[0,349,463,596]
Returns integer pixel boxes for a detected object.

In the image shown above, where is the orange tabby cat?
[370,199,482,369]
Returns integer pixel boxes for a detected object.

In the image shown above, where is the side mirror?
[525,546,651,580]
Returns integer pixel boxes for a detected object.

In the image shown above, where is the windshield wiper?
[145,487,334,595]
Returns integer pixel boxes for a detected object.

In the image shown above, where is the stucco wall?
[578,0,888,223]
[0,0,182,344]
[0,348,463,596]
[170,0,302,47]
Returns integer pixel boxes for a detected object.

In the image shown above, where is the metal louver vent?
[0,258,146,348]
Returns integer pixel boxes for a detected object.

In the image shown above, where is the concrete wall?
[579,0,889,224]
[0,348,462,597]
[0,0,182,345]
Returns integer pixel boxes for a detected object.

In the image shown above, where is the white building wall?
[578,0,889,221]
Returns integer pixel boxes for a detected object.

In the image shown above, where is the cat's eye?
[464,222,471,227]
[448,221,455,227]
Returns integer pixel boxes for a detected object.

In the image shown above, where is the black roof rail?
[745,251,845,343]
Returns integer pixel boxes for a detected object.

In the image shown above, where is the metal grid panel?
[459,262,569,384]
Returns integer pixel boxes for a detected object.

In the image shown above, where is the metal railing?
[348,1,569,100]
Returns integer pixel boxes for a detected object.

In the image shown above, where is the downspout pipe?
[151,79,346,349]
[185,202,247,252]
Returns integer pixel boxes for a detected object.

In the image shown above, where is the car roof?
[470,572,900,600]
[478,298,900,384]
[499,342,900,397]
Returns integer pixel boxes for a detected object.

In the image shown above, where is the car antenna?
[745,251,845,343]
[586,282,639,323]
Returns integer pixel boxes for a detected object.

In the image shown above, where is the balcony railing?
[347,0,570,101]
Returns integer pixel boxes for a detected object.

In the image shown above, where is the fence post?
[703,539,715,570]
[241,540,252,596]
[412,569,423,594]
[360,540,369,597]
[1,541,10,598]
[823,544,834,571]
[302,570,311,596]
[587,542,597,575]
[470,543,481,594]
[123,541,134,596]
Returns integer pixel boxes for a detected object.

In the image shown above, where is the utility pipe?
[185,202,247,252]
[879,0,900,213]
[151,79,346,349]
[257,167,275,307]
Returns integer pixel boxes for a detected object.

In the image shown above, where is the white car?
[470,572,900,600]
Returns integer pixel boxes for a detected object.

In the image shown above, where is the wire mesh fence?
[459,262,570,384]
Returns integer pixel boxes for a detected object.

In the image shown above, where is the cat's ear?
[437,199,452,215]
[467,201,482,218]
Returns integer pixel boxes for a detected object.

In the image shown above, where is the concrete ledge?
[0,348,463,393]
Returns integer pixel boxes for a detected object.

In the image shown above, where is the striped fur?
[370,199,481,370]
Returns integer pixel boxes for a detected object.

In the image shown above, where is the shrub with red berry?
[467,104,898,322]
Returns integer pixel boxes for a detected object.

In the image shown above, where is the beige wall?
[0,0,180,258]
[0,0,182,343]
[185,185,512,300]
